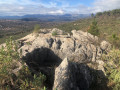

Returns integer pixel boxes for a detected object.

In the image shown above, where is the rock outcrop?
[100,40,111,51]
[53,58,107,90]
[72,30,98,43]
[18,28,110,90]
[53,58,92,90]
[19,29,110,63]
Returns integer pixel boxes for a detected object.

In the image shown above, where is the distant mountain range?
[0,14,90,22]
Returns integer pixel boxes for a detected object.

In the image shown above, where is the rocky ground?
[17,28,111,90]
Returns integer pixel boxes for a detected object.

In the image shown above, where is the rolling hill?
[0,14,90,22]
[57,9,120,46]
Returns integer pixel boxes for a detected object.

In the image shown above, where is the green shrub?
[19,66,46,90]
[88,19,100,36]
[0,37,46,89]
[108,34,120,48]
[26,42,32,45]
[52,31,57,36]
[33,24,40,33]
[0,37,20,89]
[102,48,120,89]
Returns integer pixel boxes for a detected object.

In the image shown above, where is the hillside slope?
[57,9,120,43]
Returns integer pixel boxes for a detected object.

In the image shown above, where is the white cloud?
[18,6,24,10]
[71,0,120,14]
[93,0,120,12]
[0,0,120,16]
[49,9,64,14]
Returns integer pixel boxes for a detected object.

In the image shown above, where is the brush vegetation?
[102,48,120,89]
[88,19,99,36]
[52,30,58,36]
[0,37,46,90]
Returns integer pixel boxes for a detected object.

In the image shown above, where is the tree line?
[96,9,120,16]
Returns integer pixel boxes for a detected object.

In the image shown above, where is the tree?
[91,13,94,18]
[88,19,99,36]
[96,12,102,16]
[33,24,40,33]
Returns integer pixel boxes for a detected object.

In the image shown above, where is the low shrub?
[102,48,120,89]
[33,24,41,33]
[0,37,46,90]
[88,19,100,36]
[18,66,46,90]
[108,34,120,48]
[52,31,57,36]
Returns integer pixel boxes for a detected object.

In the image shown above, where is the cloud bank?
[0,0,120,16]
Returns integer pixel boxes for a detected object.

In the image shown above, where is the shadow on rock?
[89,69,108,90]
[22,47,62,89]
[22,47,108,90]
[53,58,108,90]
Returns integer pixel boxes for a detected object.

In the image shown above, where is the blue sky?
[0,0,120,16]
